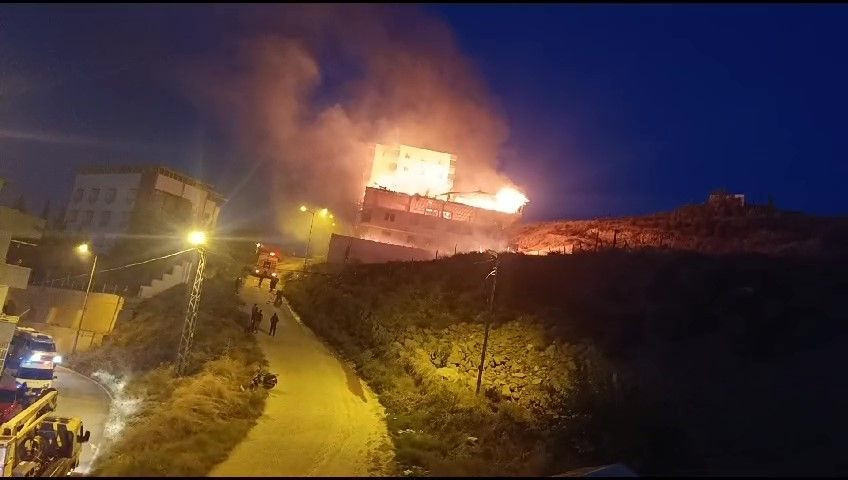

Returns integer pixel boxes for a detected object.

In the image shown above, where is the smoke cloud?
[187,5,515,241]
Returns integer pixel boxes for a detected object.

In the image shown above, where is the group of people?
[235,270,286,336]
[250,303,279,336]
[258,274,279,291]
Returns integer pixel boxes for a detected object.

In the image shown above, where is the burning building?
[327,144,527,264]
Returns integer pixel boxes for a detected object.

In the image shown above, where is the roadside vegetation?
[69,255,266,476]
[285,250,848,476]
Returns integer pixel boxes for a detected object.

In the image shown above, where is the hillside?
[284,251,848,476]
[511,203,848,255]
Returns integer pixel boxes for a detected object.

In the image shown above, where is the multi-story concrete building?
[63,166,225,252]
[356,186,522,254]
[327,144,528,264]
[367,144,457,197]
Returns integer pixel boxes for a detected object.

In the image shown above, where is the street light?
[177,231,208,375]
[299,205,331,270]
[72,243,97,354]
[187,230,207,246]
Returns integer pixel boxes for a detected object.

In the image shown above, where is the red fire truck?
[252,243,280,279]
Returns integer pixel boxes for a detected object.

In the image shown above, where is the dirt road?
[210,277,394,477]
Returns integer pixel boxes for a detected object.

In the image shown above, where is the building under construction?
[328,144,527,264]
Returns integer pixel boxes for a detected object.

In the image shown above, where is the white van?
[13,329,61,369]
[14,363,56,397]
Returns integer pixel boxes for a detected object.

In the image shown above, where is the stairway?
[138,260,192,299]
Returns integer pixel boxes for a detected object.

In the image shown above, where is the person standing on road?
[258,274,265,288]
[249,304,259,333]
[268,276,279,292]
[235,276,242,294]
[254,309,264,334]
[269,312,279,337]
[274,289,284,307]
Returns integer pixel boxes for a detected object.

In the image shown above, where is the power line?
[40,248,195,285]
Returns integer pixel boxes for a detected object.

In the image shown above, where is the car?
[0,376,24,423]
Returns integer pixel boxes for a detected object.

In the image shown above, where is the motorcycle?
[243,368,277,391]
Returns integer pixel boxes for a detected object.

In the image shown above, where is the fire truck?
[252,243,280,279]
[0,389,90,477]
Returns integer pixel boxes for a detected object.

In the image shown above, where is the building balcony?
[0,263,31,289]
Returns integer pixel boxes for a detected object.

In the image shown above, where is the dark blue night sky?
[2,4,847,228]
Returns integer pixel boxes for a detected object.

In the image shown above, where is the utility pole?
[72,249,97,354]
[475,252,499,395]
[303,211,315,271]
[176,245,206,376]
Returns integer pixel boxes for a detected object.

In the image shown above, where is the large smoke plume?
[188,5,515,241]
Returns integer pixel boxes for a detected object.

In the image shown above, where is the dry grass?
[70,259,267,476]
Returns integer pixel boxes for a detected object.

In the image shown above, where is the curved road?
[53,366,111,475]
[210,278,394,477]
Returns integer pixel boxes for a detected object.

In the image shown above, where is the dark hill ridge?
[511,203,848,255]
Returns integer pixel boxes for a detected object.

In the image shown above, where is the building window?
[88,188,100,203]
[82,210,94,226]
[442,211,452,220]
[406,235,416,243]
[73,188,84,203]
[384,212,396,222]
[68,210,79,223]
[105,188,117,204]
[99,210,111,226]
[361,210,372,222]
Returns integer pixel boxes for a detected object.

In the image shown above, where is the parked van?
[11,329,61,369]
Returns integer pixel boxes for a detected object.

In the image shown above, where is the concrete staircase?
[138,260,192,299]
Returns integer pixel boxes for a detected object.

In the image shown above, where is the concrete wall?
[17,322,105,354]
[8,286,123,334]
[327,234,434,265]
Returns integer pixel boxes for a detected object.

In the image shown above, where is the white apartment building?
[64,166,225,252]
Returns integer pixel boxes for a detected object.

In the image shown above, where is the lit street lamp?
[299,205,330,270]
[72,243,97,354]
[176,230,208,375]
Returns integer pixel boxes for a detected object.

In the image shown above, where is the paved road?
[210,277,394,477]
[53,366,111,474]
